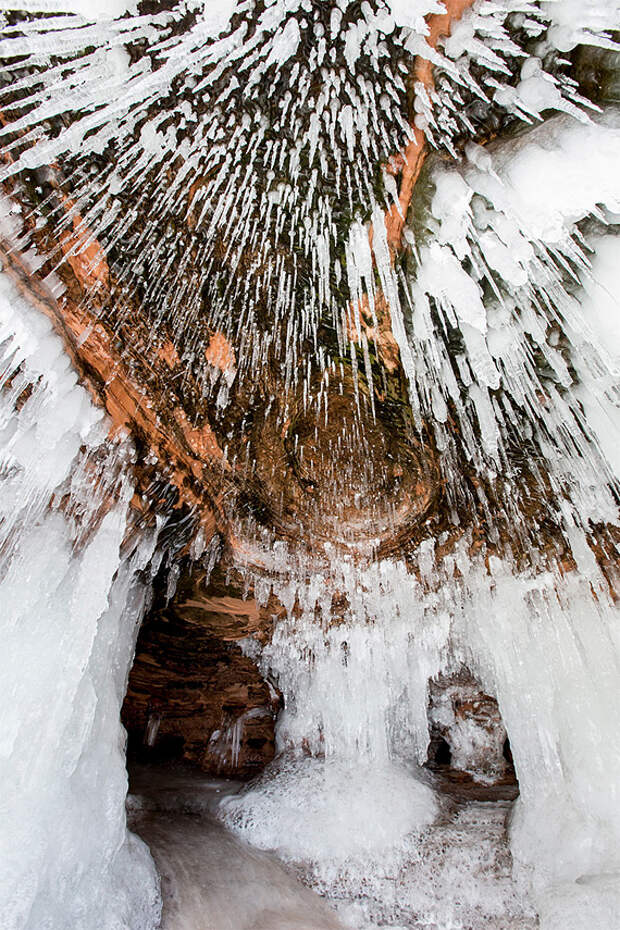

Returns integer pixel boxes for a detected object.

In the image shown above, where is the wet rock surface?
[122,565,282,778]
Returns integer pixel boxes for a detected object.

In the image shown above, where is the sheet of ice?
[0,274,161,930]
[128,764,345,930]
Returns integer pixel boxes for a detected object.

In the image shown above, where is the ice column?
[0,274,161,930]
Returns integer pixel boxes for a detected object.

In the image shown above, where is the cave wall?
[122,564,281,778]
[425,669,518,800]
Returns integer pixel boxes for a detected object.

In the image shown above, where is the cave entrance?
[424,669,519,801]
[121,559,281,781]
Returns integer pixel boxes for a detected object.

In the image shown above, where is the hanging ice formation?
[0,1,619,929]
[1,0,616,384]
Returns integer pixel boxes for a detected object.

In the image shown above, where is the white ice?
[0,274,161,930]
[227,545,620,929]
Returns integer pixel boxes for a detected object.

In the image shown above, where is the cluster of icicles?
[1,1,618,552]
[0,0,617,387]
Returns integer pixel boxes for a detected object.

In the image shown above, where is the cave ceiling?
[0,0,618,586]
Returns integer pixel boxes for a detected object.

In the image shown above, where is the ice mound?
[221,753,540,928]
[222,755,437,884]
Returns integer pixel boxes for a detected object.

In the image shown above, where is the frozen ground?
[331,793,538,930]
[126,763,345,930]
[128,762,536,930]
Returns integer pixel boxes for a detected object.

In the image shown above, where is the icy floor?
[126,764,345,930]
[127,763,537,930]
[331,796,538,930]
